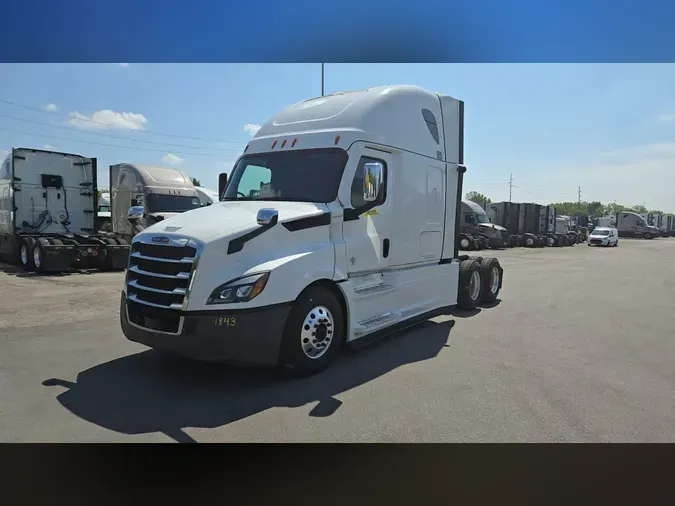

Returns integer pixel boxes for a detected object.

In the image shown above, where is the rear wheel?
[457,259,483,310]
[32,238,50,272]
[279,286,345,376]
[19,238,36,271]
[479,257,502,303]
[459,235,471,251]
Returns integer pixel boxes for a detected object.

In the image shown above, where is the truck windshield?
[223,148,349,203]
[476,214,490,224]
[593,230,610,236]
[145,194,201,213]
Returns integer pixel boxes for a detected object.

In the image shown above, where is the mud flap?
[42,244,78,272]
[103,243,131,270]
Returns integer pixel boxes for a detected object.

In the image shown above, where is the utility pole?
[508,173,513,202]
[578,186,582,205]
[321,63,325,96]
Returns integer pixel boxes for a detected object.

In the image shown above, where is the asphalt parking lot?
[1,238,675,442]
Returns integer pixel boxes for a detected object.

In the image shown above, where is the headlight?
[206,272,270,305]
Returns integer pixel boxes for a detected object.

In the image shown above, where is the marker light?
[291,138,298,147]
[334,135,341,145]
[281,139,287,148]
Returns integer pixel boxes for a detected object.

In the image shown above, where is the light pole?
[321,63,325,96]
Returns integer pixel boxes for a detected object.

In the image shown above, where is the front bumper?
[120,293,291,366]
[589,238,608,245]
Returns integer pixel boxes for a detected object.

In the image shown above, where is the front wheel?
[645,232,652,239]
[279,286,345,376]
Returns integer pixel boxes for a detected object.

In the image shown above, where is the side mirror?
[256,208,279,226]
[363,162,383,203]
[127,205,144,221]
[218,173,228,201]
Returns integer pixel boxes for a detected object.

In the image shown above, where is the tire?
[459,236,471,251]
[645,232,652,239]
[279,285,345,376]
[457,259,483,310]
[19,237,36,271]
[479,257,502,303]
[525,236,534,247]
[32,238,50,273]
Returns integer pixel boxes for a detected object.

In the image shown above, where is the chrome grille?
[125,234,202,311]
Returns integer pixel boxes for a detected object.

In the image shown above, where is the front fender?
[187,239,336,311]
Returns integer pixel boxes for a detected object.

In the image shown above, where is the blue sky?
[1,63,675,210]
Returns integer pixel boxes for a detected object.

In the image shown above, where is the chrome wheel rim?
[490,266,500,293]
[20,244,28,265]
[300,305,334,359]
[460,239,469,249]
[33,247,41,268]
[469,271,481,301]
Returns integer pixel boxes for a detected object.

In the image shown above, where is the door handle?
[383,238,390,258]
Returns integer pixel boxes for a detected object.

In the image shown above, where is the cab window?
[350,156,387,209]
[237,164,272,198]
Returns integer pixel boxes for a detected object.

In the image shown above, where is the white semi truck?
[120,85,505,375]
[0,148,130,272]
[109,163,202,243]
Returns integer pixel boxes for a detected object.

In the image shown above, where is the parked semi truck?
[119,85,505,375]
[596,212,660,238]
[109,163,202,243]
[0,148,130,272]
[458,199,507,250]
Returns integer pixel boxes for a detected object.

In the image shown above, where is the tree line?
[464,191,668,217]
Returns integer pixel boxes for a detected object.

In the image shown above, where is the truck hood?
[478,223,507,233]
[141,200,329,243]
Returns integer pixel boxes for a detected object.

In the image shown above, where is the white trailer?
[120,85,504,375]
[0,148,130,272]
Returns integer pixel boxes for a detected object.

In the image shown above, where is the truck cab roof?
[110,163,193,191]
[248,85,464,164]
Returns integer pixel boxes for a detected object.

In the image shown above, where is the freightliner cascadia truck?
[120,85,505,375]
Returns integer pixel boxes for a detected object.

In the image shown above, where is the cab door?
[342,153,392,275]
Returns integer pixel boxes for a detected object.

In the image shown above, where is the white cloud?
[600,142,675,159]
[44,144,55,150]
[112,63,129,67]
[243,123,261,136]
[67,110,148,130]
[162,153,184,165]
[44,103,58,112]
[658,113,675,124]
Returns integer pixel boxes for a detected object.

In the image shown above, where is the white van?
[588,226,618,247]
